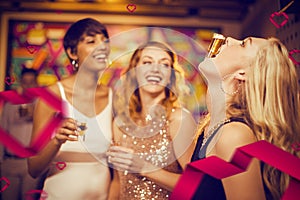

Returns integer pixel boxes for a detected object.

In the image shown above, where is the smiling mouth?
[146,75,162,84]
[93,54,107,62]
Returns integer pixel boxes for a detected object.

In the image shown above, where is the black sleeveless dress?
[191,118,272,200]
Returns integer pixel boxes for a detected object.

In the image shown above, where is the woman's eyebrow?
[159,58,171,62]
[141,55,154,60]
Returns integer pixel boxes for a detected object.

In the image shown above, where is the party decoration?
[0,177,10,192]
[171,140,300,200]
[269,12,289,28]
[55,162,67,170]
[25,189,48,200]
[126,4,137,13]
[0,87,65,158]
[289,49,300,66]
[5,76,15,86]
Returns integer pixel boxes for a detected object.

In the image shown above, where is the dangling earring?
[71,60,79,71]
[220,74,241,96]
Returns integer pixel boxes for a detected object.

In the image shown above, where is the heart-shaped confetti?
[0,177,10,192]
[126,4,136,13]
[289,49,300,66]
[269,11,289,29]
[5,76,15,86]
[56,161,67,170]
[0,87,65,158]
[25,189,48,200]
[26,45,37,54]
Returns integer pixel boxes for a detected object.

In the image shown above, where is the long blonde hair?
[197,37,300,199]
[245,37,300,199]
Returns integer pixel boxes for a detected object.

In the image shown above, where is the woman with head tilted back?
[191,36,300,200]
[107,41,197,199]
[27,18,113,200]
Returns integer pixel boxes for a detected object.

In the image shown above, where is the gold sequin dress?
[117,115,182,200]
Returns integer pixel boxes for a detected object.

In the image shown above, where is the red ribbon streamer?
[171,140,300,200]
[0,87,65,158]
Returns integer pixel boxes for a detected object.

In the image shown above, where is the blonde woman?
[191,37,300,200]
[107,41,196,199]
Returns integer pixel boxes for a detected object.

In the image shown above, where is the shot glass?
[207,33,226,58]
[77,120,87,141]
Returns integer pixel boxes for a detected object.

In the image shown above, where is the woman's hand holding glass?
[107,143,156,175]
[53,118,81,145]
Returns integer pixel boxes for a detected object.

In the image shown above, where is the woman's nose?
[96,40,108,50]
[150,63,160,72]
[226,37,242,46]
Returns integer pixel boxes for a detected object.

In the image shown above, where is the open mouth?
[146,75,162,84]
[93,54,107,62]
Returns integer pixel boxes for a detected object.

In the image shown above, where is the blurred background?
[0,0,299,119]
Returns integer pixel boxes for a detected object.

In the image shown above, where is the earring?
[220,74,241,96]
[71,60,79,71]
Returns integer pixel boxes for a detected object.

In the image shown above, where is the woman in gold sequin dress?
[107,41,197,200]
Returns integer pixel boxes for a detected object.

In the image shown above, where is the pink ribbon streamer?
[171,140,300,200]
[25,189,48,200]
[0,87,65,158]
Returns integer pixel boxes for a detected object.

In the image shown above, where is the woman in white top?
[27,18,113,200]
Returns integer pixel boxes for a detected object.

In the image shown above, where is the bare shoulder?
[169,107,195,122]
[47,76,75,98]
[46,82,61,98]
[169,107,197,139]
[34,82,61,113]
[214,122,256,161]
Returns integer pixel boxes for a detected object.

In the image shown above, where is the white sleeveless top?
[43,82,113,200]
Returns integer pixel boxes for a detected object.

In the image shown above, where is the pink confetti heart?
[289,49,300,66]
[5,76,15,85]
[26,45,37,54]
[0,87,65,158]
[25,189,48,200]
[56,161,67,170]
[126,4,136,13]
[0,177,10,192]
[269,11,289,28]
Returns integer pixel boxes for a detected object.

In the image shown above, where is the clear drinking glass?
[77,119,87,141]
[207,33,226,58]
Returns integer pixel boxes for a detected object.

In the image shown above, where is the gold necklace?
[201,118,231,148]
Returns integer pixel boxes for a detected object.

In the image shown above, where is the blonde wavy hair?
[197,37,300,199]
[113,41,186,123]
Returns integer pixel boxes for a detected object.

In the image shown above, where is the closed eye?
[142,61,152,65]
[161,63,171,68]
[240,40,245,47]
[240,37,252,47]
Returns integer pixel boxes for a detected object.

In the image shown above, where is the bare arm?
[108,169,120,200]
[107,108,197,191]
[212,122,266,200]
[27,87,78,178]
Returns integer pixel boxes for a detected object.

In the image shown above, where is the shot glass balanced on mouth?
[207,33,226,58]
